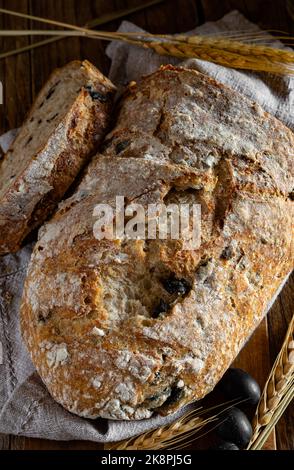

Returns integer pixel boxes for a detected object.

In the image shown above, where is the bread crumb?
[92,376,102,389]
[91,326,105,337]
[46,343,68,368]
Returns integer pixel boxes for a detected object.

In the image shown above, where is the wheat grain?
[106,400,244,450]
[174,35,294,61]
[0,7,293,75]
[248,314,294,450]
[105,409,213,450]
[144,40,294,75]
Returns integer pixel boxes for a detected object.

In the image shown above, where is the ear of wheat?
[105,400,245,450]
[0,7,293,75]
[105,407,215,450]
[248,314,294,450]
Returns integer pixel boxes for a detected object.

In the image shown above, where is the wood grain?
[233,319,276,450]
[0,0,293,451]
[267,273,294,451]
[0,0,31,133]
[201,0,294,34]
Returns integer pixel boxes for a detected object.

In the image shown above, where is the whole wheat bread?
[0,60,116,254]
[21,66,294,420]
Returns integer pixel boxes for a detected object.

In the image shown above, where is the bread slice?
[21,66,294,420]
[0,60,116,255]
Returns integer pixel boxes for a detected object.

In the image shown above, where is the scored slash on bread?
[0,60,116,255]
[21,65,294,421]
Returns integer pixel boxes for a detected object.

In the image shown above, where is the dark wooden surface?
[0,0,293,451]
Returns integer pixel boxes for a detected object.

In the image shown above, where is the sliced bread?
[0,60,116,255]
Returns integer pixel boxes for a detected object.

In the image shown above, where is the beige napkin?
[0,10,293,442]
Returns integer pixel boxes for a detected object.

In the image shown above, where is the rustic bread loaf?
[21,66,294,420]
[0,60,116,255]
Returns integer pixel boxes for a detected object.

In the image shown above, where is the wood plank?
[28,0,112,97]
[200,0,294,35]
[233,319,276,450]
[23,438,103,450]
[0,0,31,135]
[141,0,200,34]
[8,436,26,450]
[0,433,10,450]
[267,273,294,451]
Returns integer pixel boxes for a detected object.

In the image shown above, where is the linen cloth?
[0,10,293,442]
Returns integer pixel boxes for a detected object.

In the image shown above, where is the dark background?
[0,0,293,451]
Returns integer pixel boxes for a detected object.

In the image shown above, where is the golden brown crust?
[21,66,294,420]
[0,60,116,254]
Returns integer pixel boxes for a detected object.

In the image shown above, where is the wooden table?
[0,0,293,451]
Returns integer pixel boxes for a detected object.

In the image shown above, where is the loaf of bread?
[21,66,294,420]
[0,60,115,255]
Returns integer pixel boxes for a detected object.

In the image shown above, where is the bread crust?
[0,60,116,254]
[21,66,294,420]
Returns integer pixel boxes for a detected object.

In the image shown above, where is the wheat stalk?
[0,0,164,59]
[141,40,294,75]
[105,408,214,450]
[175,34,294,60]
[248,314,294,450]
[0,28,292,75]
[0,7,293,75]
[105,400,244,450]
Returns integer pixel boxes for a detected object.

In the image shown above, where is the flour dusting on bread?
[21,66,294,420]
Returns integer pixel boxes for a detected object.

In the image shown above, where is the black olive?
[100,137,114,151]
[44,80,60,100]
[37,313,46,323]
[220,246,233,260]
[162,277,191,295]
[211,441,239,450]
[37,310,52,324]
[147,387,170,403]
[45,84,57,100]
[85,85,109,102]
[216,407,252,449]
[164,386,184,406]
[46,113,59,123]
[152,299,169,318]
[25,136,33,146]
[115,140,130,154]
[151,370,162,385]
[219,368,261,406]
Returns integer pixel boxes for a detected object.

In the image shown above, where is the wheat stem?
[0,0,164,60]
[0,30,89,36]
[105,410,211,450]
[0,7,111,37]
[0,7,293,75]
[0,29,292,76]
[106,399,245,450]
